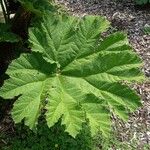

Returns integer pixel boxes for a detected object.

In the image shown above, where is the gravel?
[56,0,150,148]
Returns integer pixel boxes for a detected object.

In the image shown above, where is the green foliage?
[135,0,150,5]
[0,23,20,43]
[143,25,150,35]
[1,121,150,150]
[0,13,144,138]
[1,119,93,150]
[17,0,57,15]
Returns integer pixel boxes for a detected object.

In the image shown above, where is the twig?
[0,0,8,23]
[3,0,10,21]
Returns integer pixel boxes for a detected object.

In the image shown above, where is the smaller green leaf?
[135,0,150,5]
[18,0,56,15]
[143,25,150,35]
[0,23,20,43]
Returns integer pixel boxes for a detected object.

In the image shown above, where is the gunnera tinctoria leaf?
[0,14,144,137]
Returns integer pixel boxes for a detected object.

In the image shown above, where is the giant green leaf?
[0,14,144,137]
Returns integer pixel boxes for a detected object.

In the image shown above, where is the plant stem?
[0,0,8,23]
[3,0,10,21]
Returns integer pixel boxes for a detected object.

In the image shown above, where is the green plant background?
[135,0,150,5]
[1,118,93,150]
